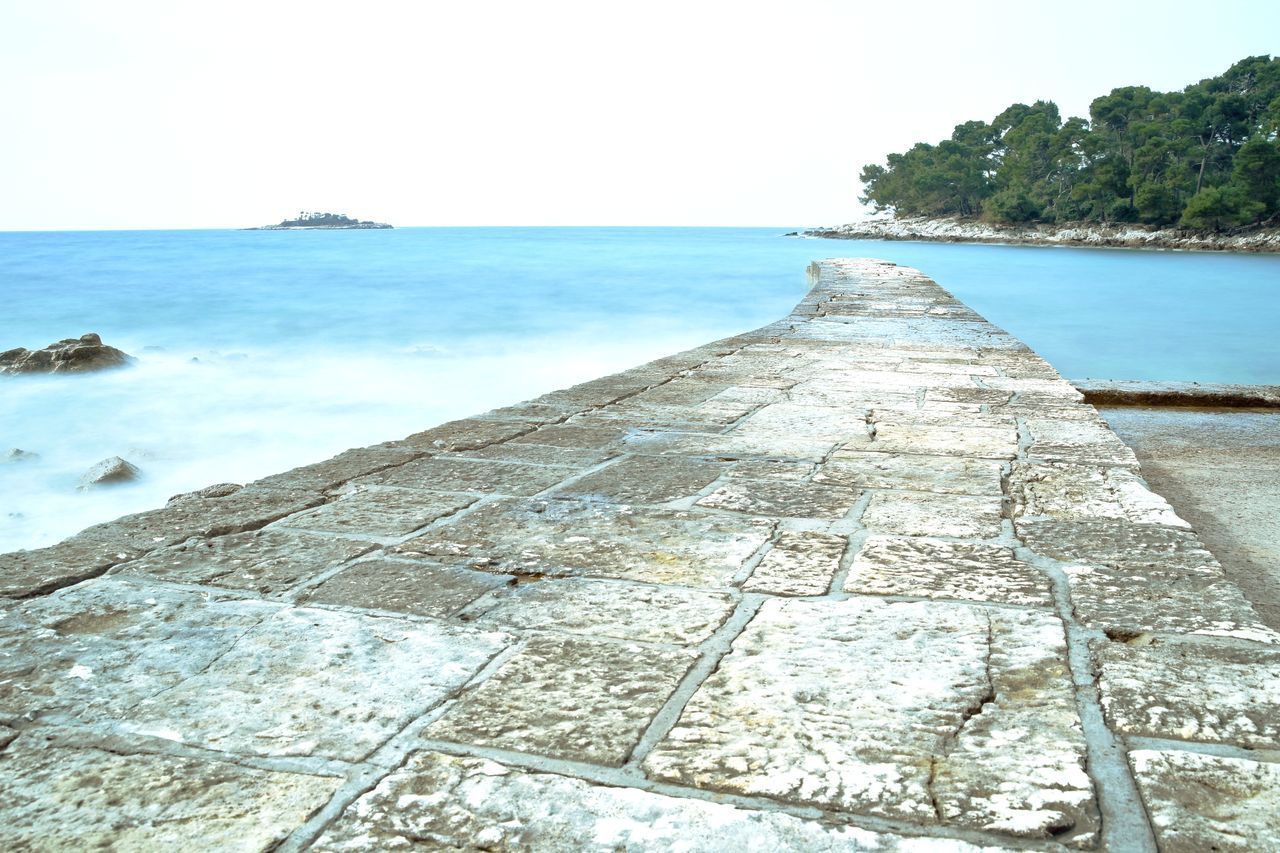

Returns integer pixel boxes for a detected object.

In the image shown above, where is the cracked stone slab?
[846,537,1053,607]
[644,597,1095,843]
[550,455,724,504]
[860,491,1004,539]
[394,498,772,588]
[1097,641,1280,748]
[0,733,342,850]
[426,635,696,766]
[744,531,848,595]
[357,455,579,496]
[1011,462,1186,526]
[1017,518,1217,571]
[0,535,145,598]
[300,558,513,618]
[280,486,477,537]
[111,528,377,595]
[1130,750,1280,852]
[451,442,616,468]
[725,460,815,481]
[312,751,1002,852]
[467,577,735,645]
[819,452,1003,496]
[402,417,540,451]
[253,443,426,491]
[509,422,632,450]
[867,423,1018,460]
[124,604,508,761]
[0,577,269,722]
[697,478,861,519]
[735,402,873,443]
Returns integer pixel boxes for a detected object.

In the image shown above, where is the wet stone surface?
[0,259,1271,850]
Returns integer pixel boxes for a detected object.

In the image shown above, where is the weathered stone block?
[697,478,861,519]
[860,491,1004,539]
[358,455,577,495]
[301,558,512,618]
[113,528,376,595]
[644,598,1094,842]
[846,537,1052,607]
[1097,641,1280,747]
[1130,750,1280,853]
[551,455,724,504]
[395,498,772,588]
[313,751,997,851]
[0,734,341,850]
[744,531,847,596]
[281,486,476,537]
[427,635,695,765]
[868,423,1018,460]
[470,576,735,645]
[819,451,1003,495]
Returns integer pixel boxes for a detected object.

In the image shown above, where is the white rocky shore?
[801,215,1280,253]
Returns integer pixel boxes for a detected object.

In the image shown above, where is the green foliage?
[860,56,1280,230]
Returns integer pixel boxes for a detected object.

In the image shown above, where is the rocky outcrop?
[800,215,1280,253]
[0,333,134,376]
[247,212,392,230]
[78,457,141,490]
[3,449,39,464]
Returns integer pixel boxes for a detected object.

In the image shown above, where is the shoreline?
[798,215,1280,254]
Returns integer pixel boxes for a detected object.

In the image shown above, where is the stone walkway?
[2,259,1277,851]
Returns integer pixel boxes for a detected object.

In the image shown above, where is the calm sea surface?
[2,226,1277,551]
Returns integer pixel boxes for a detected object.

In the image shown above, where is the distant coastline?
[796,216,1280,253]
[245,211,392,230]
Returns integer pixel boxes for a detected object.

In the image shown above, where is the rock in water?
[0,333,134,376]
[78,457,142,490]
[4,448,40,463]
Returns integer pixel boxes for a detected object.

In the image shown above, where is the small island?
[246,211,392,230]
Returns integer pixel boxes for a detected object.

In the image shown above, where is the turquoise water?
[2,227,1277,551]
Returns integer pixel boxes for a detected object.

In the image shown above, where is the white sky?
[2,0,1277,229]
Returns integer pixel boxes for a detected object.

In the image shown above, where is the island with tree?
[805,56,1280,251]
[247,211,393,230]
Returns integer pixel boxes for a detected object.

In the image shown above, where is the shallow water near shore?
[2,226,1278,551]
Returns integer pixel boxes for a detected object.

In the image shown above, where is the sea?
[2,226,1278,553]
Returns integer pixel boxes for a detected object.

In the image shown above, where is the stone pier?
[2,259,1277,851]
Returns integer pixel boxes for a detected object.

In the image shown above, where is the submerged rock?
[78,457,142,490]
[0,333,134,376]
[4,449,40,463]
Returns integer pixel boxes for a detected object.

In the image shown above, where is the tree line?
[860,56,1280,230]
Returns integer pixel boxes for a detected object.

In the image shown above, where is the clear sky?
[2,0,1277,229]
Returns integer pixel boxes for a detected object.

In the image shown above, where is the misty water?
[2,226,1278,553]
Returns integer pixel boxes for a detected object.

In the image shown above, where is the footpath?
[1,259,1276,851]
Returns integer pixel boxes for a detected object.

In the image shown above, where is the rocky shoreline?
[798,215,1280,253]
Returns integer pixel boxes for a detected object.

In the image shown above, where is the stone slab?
[427,635,696,766]
[111,528,377,595]
[1129,750,1280,853]
[846,537,1053,607]
[1097,641,1280,748]
[0,733,341,851]
[550,455,724,504]
[743,530,848,596]
[281,486,477,537]
[300,558,513,619]
[696,478,861,519]
[358,455,579,496]
[1011,462,1186,526]
[394,498,772,588]
[868,423,1018,460]
[860,491,1004,539]
[644,597,1095,843]
[314,751,999,852]
[819,452,1004,496]
[468,576,736,645]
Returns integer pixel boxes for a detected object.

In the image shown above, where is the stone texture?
[1097,641,1280,747]
[77,455,142,489]
[469,576,736,645]
[314,751,998,851]
[0,733,341,850]
[395,498,772,588]
[112,528,376,595]
[1025,418,1138,467]
[359,455,578,496]
[860,491,1004,539]
[301,558,513,618]
[697,478,861,519]
[427,635,695,765]
[867,423,1018,460]
[1129,750,1280,853]
[846,537,1052,607]
[0,332,133,375]
[819,451,1003,496]
[744,530,848,595]
[1011,461,1185,526]
[550,455,724,504]
[281,486,476,537]
[644,598,1095,843]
